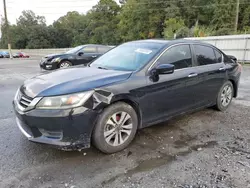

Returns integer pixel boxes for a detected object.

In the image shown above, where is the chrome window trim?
[193,44,224,64]
[147,42,224,74]
[213,48,224,63]
[147,43,194,74]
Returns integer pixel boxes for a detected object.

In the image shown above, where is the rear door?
[192,44,226,105]
[75,46,98,65]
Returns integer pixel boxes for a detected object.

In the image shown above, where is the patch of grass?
[239,62,250,65]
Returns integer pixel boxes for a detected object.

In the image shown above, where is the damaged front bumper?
[13,102,99,150]
[40,60,57,70]
[13,88,116,150]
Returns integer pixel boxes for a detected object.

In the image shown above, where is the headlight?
[51,57,61,63]
[36,91,94,109]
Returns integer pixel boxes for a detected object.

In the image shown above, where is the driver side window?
[157,45,192,70]
[82,46,97,53]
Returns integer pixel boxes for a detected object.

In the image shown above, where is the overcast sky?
[0,0,118,25]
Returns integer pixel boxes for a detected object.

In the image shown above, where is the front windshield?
[91,42,164,71]
[66,46,83,54]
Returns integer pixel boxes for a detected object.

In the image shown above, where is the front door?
[141,44,202,124]
[75,46,99,65]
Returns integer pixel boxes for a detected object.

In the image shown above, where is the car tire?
[59,61,72,68]
[215,81,234,111]
[92,102,138,154]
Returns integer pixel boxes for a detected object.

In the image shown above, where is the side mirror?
[78,52,84,56]
[155,64,175,75]
[227,55,237,62]
[149,64,174,82]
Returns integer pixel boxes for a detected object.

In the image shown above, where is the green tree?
[1,1,250,49]
[238,5,250,31]
[52,11,87,47]
[177,0,216,28]
[118,0,144,41]
[26,25,52,49]
[0,19,8,48]
[13,10,50,49]
[211,0,236,34]
[17,10,46,26]
[86,0,120,45]
[118,0,167,41]
[192,25,215,37]
[163,18,188,39]
[11,25,27,49]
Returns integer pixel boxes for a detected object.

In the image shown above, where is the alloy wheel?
[60,62,70,68]
[221,85,233,107]
[104,111,133,147]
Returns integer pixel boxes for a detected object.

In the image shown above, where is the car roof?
[132,39,169,43]
[127,39,213,47]
[81,44,112,47]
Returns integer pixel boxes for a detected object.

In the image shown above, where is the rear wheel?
[92,102,138,154]
[215,81,234,111]
[59,61,72,68]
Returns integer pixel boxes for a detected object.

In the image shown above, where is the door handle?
[92,55,97,58]
[219,67,225,71]
[188,73,198,78]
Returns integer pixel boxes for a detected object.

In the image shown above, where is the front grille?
[18,91,34,109]
[19,95,32,108]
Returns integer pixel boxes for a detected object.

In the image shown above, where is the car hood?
[45,53,62,58]
[45,53,73,59]
[21,67,132,98]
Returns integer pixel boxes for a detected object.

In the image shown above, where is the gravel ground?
[0,59,249,188]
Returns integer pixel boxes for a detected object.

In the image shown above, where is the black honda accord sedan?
[13,39,241,153]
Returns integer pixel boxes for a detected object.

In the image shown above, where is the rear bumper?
[233,68,241,98]
[13,102,99,150]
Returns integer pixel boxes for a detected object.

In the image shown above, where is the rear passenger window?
[194,45,217,65]
[158,45,192,70]
[98,46,111,53]
[214,49,222,63]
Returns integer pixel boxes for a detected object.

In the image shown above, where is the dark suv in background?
[40,44,113,70]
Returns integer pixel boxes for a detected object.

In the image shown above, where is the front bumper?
[13,102,99,150]
[40,60,58,70]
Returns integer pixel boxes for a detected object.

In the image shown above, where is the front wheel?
[215,81,234,111]
[92,102,138,154]
[59,61,72,68]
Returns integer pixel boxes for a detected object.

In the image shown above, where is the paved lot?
[0,59,250,188]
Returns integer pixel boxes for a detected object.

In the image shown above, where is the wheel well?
[229,79,237,97]
[111,99,142,129]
